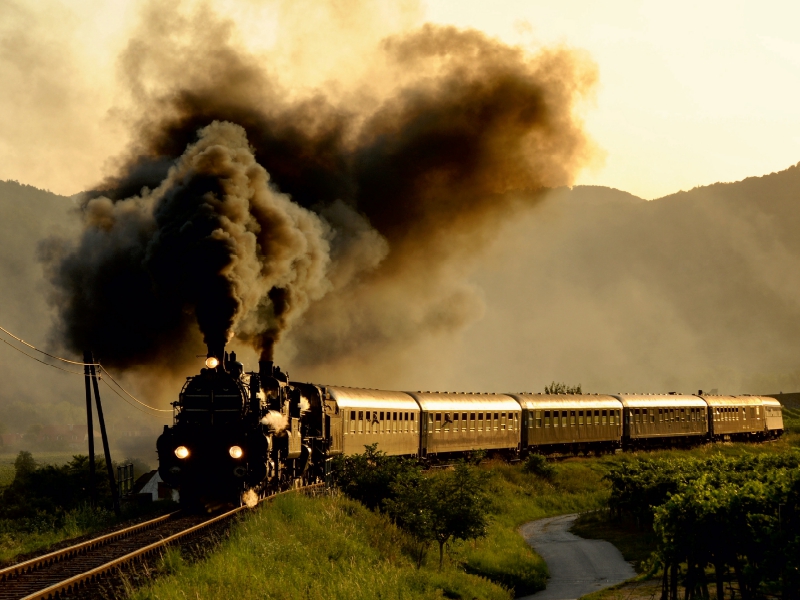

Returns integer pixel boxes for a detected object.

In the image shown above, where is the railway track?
[0,484,323,600]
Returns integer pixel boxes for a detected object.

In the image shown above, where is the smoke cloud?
[41,3,597,375]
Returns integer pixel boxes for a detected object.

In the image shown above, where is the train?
[157,348,785,506]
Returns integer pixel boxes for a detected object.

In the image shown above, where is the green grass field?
[130,435,799,600]
[0,451,81,487]
[131,492,513,600]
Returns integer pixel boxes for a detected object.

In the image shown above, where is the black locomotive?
[157,346,327,507]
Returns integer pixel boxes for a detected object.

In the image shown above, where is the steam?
[261,411,289,434]
[242,488,258,509]
[41,3,597,374]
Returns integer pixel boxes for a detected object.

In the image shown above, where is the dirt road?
[517,513,636,600]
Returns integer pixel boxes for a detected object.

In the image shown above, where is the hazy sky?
[2,0,799,199]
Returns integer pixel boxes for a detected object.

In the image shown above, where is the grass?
[129,438,799,599]
[452,458,611,595]
[0,504,116,564]
[130,492,513,600]
[0,450,166,564]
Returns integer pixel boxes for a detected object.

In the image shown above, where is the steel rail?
[5,484,323,600]
[0,511,178,582]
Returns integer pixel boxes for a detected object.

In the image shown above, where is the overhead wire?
[100,378,171,418]
[0,336,86,375]
[0,323,172,416]
[0,324,98,365]
[99,366,172,412]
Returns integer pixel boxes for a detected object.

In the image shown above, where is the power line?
[99,378,169,419]
[0,322,172,415]
[0,325,98,366]
[99,366,172,413]
[0,336,86,375]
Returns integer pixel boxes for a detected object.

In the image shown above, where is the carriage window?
[545,410,551,428]
[570,411,576,426]
[535,410,542,428]
[477,413,483,432]
[601,410,607,425]
[578,410,584,425]
[608,411,614,425]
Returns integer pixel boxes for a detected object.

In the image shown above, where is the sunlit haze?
[1,1,799,199]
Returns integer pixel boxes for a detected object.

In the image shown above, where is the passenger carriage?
[508,393,622,455]
[614,394,708,448]
[700,395,764,440]
[405,392,521,459]
[330,387,421,457]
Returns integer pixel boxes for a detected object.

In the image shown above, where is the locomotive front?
[157,349,269,506]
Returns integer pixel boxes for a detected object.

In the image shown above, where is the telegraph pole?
[88,352,121,517]
[83,350,96,508]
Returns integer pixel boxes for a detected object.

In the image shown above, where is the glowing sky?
[2,0,799,199]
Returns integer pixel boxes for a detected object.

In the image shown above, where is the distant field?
[0,451,80,487]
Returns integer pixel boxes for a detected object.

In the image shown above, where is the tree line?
[605,452,800,600]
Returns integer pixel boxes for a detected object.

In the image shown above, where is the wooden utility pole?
[88,351,121,517]
[83,350,96,508]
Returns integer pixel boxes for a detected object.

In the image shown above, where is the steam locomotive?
[157,346,785,506]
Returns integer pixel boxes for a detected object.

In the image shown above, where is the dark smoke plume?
[42,5,596,372]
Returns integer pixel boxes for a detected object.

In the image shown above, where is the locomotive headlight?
[174,446,190,459]
[205,356,220,369]
[229,445,243,459]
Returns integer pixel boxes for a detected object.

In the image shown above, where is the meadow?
[3,432,797,598]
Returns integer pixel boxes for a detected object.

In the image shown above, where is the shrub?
[522,454,556,479]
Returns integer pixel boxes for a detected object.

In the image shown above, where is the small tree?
[13,450,36,480]
[332,444,411,510]
[430,462,492,569]
[544,381,582,394]
[523,454,556,479]
[384,467,435,568]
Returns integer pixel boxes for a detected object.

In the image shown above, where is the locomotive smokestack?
[207,343,225,365]
[259,360,274,379]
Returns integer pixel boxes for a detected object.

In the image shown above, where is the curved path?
[517,514,636,600]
